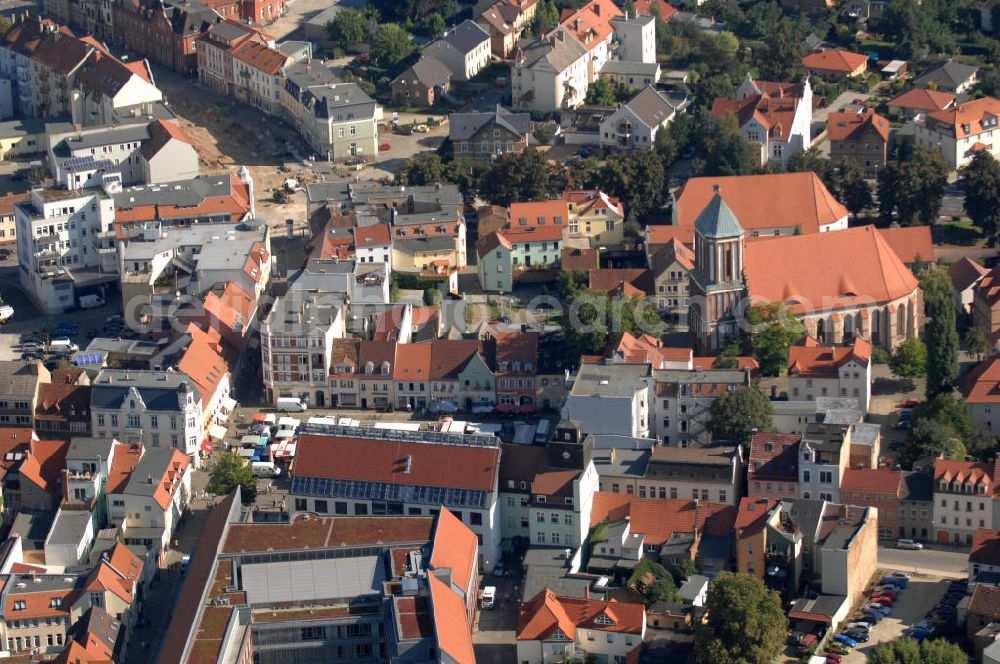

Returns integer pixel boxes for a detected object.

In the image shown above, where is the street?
[877,544,968,579]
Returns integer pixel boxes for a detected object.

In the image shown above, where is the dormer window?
[381,361,391,375]
[537,495,546,502]
[765,443,773,452]
[940,481,948,491]
[594,613,615,626]
[364,361,374,374]
[551,628,568,641]
[980,483,988,494]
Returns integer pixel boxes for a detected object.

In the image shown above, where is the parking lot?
[839,572,959,663]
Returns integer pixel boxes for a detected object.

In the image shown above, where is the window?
[301,626,326,641]
[97,414,105,427]
[13,600,25,611]
[536,512,545,522]
[470,512,482,526]
[803,471,811,483]
[127,414,140,429]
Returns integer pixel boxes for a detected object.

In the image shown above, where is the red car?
[826,656,843,664]
[896,399,919,408]
[871,596,894,607]
[379,142,391,152]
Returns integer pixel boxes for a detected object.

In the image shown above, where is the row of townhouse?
[0,17,163,124]
[306,181,466,270]
[196,22,382,161]
[260,304,566,413]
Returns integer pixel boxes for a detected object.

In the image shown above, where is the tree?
[480,149,565,206]
[695,573,787,664]
[206,452,257,505]
[708,386,775,448]
[703,31,740,71]
[961,151,1000,244]
[325,8,368,49]
[868,638,969,664]
[397,153,445,185]
[423,287,442,305]
[599,150,666,221]
[756,17,805,81]
[534,0,560,32]
[889,336,927,380]
[629,560,681,608]
[833,162,873,217]
[965,326,988,361]
[585,77,616,106]
[740,302,805,377]
[699,112,757,176]
[370,23,414,69]
[877,148,948,226]
[668,558,698,586]
[415,12,445,38]
[922,267,959,398]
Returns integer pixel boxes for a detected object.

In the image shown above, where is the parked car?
[846,630,869,643]
[826,643,851,656]
[891,571,912,580]
[795,634,817,656]
[847,622,873,631]
[379,142,391,151]
[897,538,923,550]
[825,655,843,664]
[873,588,898,598]
[867,603,892,615]
[492,562,506,578]
[863,611,884,623]
[833,635,857,648]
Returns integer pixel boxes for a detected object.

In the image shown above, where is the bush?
[871,346,891,365]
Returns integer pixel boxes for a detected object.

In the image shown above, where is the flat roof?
[47,509,93,546]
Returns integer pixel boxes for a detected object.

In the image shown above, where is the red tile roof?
[518,588,644,641]
[926,96,1000,140]
[969,584,1000,621]
[558,0,623,52]
[588,268,651,296]
[613,332,691,367]
[139,119,193,161]
[675,172,847,235]
[202,281,255,336]
[876,225,934,265]
[503,224,564,243]
[354,223,391,248]
[19,439,69,493]
[151,449,191,511]
[971,528,1000,565]
[735,497,776,536]
[430,508,478,593]
[393,342,432,381]
[4,586,73,620]
[634,0,678,19]
[963,358,1000,405]
[840,468,901,494]
[713,93,801,139]
[888,87,956,113]
[429,573,475,663]
[589,492,737,545]
[231,39,288,75]
[745,225,918,314]
[950,256,988,292]
[803,49,869,73]
[787,336,871,377]
[827,108,890,143]
[293,434,500,492]
[224,515,434,553]
[477,230,513,258]
[508,200,569,227]
[748,432,801,483]
[106,443,142,494]
[563,189,624,217]
[178,323,229,408]
[692,355,759,371]
[429,339,481,380]
[934,459,995,490]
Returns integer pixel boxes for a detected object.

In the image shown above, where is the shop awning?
[200,439,214,453]
[252,413,268,423]
[209,424,228,441]
[220,396,238,412]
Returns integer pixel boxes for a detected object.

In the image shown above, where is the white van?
[276,397,308,413]
[897,538,923,550]
[481,586,496,610]
[79,294,105,309]
[49,338,79,354]
[251,461,281,477]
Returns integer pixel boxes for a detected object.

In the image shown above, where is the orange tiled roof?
[803,49,869,73]
[875,225,934,265]
[107,443,143,494]
[508,200,569,228]
[646,224,695,247]
[963,358,1000,404]
[589,492,737,545]
[614,332,691,367]
[232,39,288,75]
[428,574,475,664]
[744,225,918,314]
[354,223,391,248]
[151,450,190,511]
[840,468,901,494]
[971,528,1000,564]
[178,323,229,409]
[787,336,871,377]
[203,281,255,334]
[563,189,624,217]
[635,0,678,19]
[827,108,890,143]
[19,439,69,493]
[518,588,644,641]
[926,96,1000,139]
[430,508,478,592]
[934,459,995,489]
[558,0,622,51]
[712,93,800,139]
[392,343,432,381]
[675,172,846,235]
[888,87,956,113]
[692,355,759,371]
[503,224,564,243]
[735,497,776,535]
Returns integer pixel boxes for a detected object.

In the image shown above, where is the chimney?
[584,584,590,599]
[839,503,849,520]
[147,474,153,484]
[609,447,616,463]
[713,184,721,194]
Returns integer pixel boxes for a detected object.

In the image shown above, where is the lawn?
[937,218,985,247]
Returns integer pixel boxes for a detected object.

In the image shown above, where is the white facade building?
[562,363,652,439]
